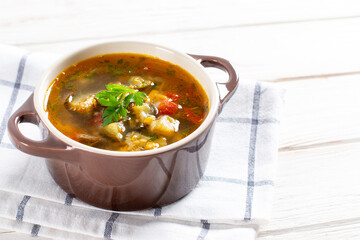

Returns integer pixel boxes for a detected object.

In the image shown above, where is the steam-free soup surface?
[46,53,209,151]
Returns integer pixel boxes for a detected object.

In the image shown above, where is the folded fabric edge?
[0,189,261,239]
[0,216,101,240]
[0,188,268,228]
[0,215,259,240]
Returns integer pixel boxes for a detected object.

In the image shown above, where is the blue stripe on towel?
[244,83,261,221]
[31,224,41,236]
[154,207,162,217]
[104,212,120,239]
[0,53,29,144]
[0,79,34,92]
[16,195,31,221]
[64,194,74,206]
[197,219,210,240]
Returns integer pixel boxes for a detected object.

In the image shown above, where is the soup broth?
[46,53,209,151]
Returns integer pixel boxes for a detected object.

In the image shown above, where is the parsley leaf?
[95,84,147,126]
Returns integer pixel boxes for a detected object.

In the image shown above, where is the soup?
[46,53,209,151]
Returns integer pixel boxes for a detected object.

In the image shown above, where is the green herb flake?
[104,60,110,63]
[90,68,98,74]
[180,98,190,105]
[107,65,114,71]
[123,62,130,68]
[149,134,158,141]
[47,102,58,112]
[181,127,192,136]
[117,59,123,64]
[67,71,79,80]
[113,69,126,75]
[95,84,147,126]
[85,74,94,79]
[167,69,176,76]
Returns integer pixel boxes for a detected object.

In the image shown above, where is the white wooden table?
[1,0,360,239]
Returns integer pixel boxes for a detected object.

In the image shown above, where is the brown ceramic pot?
[7,42,238,211]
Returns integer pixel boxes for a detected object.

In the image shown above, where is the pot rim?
[33,41,220,157]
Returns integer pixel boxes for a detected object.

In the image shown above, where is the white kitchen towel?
[0,44,284,240]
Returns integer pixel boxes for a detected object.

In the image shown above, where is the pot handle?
[189,54,239,113]
[7,94,79,165]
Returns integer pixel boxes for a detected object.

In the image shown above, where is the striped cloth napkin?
[0,44,284,240]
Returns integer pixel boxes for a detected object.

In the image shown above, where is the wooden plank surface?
[258,143,360,239]
[279,75,360,150]
[1,0,359,45]
[259,221,360,240]
[1,0,360,239]
[0,230,48,240]
[13,18,360,82]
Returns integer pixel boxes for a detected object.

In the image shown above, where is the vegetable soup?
[46,53,209,151]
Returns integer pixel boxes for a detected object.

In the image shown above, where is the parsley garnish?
[95,84,147,126]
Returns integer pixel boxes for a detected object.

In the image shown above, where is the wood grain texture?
[258,143,360,238]
[7,18,360,82]
[259,221,360,240]
[279,75,360,150]
[0,231,49,240]
[0,229,14,234]
[1,0,359,45]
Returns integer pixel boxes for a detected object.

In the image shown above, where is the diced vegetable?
[101,122,126,141]
[145,142,160,150]
[131,103,156,123]
[148,90,168,103]
[90,109,104,125]
[184,107,203,125]
[124,132,150,151]
[64,94,99,115]
[165,92,180,103]
[158,100,178,116]
[153,136,167,147]
[143,116,156,125]
[77,134,101,146]
[149,115,179,137]
[128,76,152,89]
